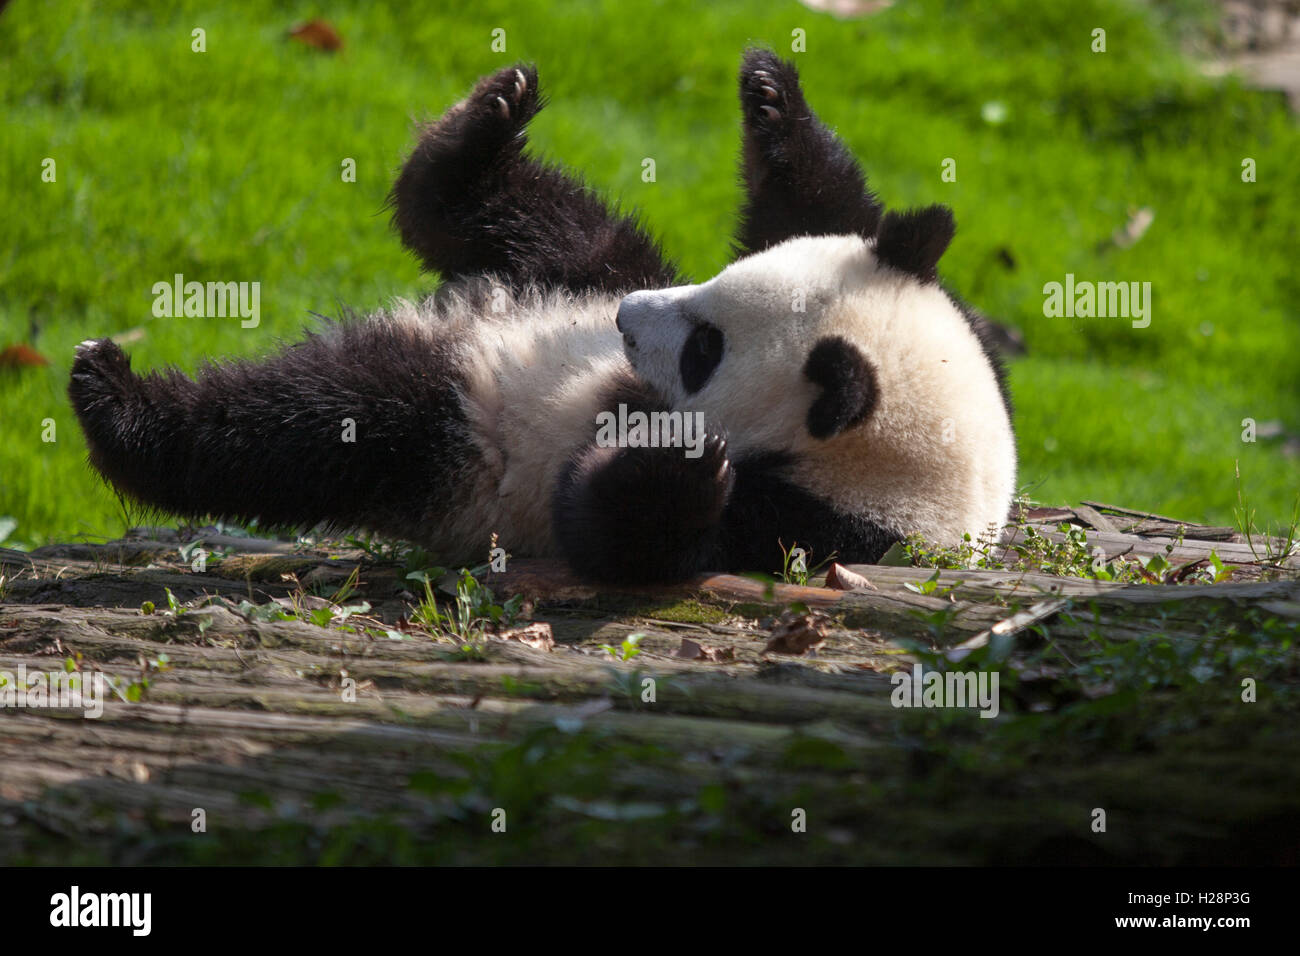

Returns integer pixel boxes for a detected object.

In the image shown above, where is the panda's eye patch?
[680,321,724,394]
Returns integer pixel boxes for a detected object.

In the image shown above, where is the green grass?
[2,0,1297,547]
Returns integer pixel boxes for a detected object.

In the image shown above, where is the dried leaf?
[0,344,49,368]
[288,19,343,52]
[762,610,830,656]
[676,638,704,659]
[825,562,876,591]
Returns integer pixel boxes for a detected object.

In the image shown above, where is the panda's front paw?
[554,437,734,584]
[739,49,807,140]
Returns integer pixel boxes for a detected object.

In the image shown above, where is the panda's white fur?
[391,282,628,560]
[393,232,1014,562]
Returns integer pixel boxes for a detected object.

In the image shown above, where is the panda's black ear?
[874,204,955,283]
[804,336,877,440]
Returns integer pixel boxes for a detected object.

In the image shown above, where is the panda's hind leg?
[390,65,679,296]
[732,49,884,258]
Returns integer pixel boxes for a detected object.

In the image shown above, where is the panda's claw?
[466,65,542,136]
[701,435,732,480]
[741,49,812,141]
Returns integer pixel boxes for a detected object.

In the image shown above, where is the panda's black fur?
[69,50,1016,584]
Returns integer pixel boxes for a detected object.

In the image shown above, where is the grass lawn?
[2,0,1297,548]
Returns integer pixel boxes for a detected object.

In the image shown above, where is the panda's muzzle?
[614,307,635,350]
[616,287,713,395]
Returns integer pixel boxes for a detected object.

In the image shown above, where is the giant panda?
[68,50,1016,584]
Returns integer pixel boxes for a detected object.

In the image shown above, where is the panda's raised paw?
[71,337,127,373]
[738,49,806,132]
[475,63,540,126]
[68,337,136,413]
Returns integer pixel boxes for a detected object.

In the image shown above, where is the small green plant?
[159,587,215,632]
[407,565,524,655]
[1233,462,1300,568]
[600,633,645,662]
[106,652,172,703]
[344,533,434,570]
[178,537,230,568]
[901,525,1005,571]
[233,599,296,624]
[908,603,964,643]
[775,540,835,586]
[904,569,963,597]
[1203,549,1233,584]
[345,532,397,561]
[306,601,371,630]
[903,521,1152,582]
[306,567,371,627]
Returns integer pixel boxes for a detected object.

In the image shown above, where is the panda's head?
[615,205,1017,543]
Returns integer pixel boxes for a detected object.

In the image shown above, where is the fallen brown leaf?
[761,610,830,656]
[824,562,877,591]
[0,344,49,368]
[288,18,343,52]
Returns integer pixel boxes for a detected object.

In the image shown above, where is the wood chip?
[674,638,735,661]
[497,622,554,652]
[945,599,1069,663]
[1081,500,1190,525]
[1071,504,1119,534]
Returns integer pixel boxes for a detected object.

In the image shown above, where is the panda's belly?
[439,294,629,559]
